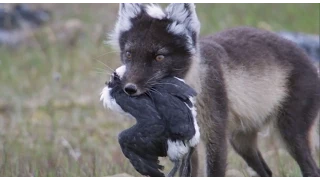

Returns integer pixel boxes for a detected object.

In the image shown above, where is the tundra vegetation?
[0,4,319,176]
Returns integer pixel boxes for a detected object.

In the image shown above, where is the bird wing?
[118,124,167,177]
[154,94,196,141]
[155,77,197,107]
[112,87,161,123]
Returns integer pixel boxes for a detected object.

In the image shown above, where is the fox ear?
[118,3,143,23]
[108,3,143,49]
[165,3,200,36]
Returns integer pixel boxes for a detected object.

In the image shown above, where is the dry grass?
[0,3,319,177]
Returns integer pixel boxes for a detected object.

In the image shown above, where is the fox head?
[108,3,200,96]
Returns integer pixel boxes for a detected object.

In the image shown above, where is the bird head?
[106,65,126,89]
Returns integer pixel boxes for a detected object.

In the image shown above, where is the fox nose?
[124,83,138,95]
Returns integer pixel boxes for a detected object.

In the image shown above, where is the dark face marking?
[118,12,193,95]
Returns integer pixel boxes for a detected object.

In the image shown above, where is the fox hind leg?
[229,130,272,177]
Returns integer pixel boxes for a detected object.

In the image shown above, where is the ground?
[0,3,319,177]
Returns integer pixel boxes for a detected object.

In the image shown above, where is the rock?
[277,31,320,63]
[0,18,83,49]
[0,3,51,30]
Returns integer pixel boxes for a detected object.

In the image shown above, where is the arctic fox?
[106,3,320,177]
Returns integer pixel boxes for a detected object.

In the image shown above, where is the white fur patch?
[115,65,126,78]
[165,3,200,35]
[222,64,290,132]
[165,4,200,54]
[167,140,189,161]
[174,77,200,147]
[100,86,135,120]
[145,4,166,19]
[188,97,200,147]
[173,76,185,82]
[107,3,142,50]
[100,65,126,113]
[100,87,124,113]
[100,65,136,120]
[167,97,200,161]
[167,21,185,35]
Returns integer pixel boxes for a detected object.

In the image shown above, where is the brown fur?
[110,4,320,176]
[187,27,320,177]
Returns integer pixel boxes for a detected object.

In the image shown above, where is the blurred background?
[0,3,319,177]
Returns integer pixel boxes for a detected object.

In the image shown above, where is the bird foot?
[166,159,181,177]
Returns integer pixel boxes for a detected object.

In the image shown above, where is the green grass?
[0,3,319,177]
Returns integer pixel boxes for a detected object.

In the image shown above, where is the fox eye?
[155,55,165,62]
[126,51,132,59]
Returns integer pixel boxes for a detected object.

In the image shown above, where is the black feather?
[108,73,197,177]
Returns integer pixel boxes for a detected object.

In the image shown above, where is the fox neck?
[184,47,202,94]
